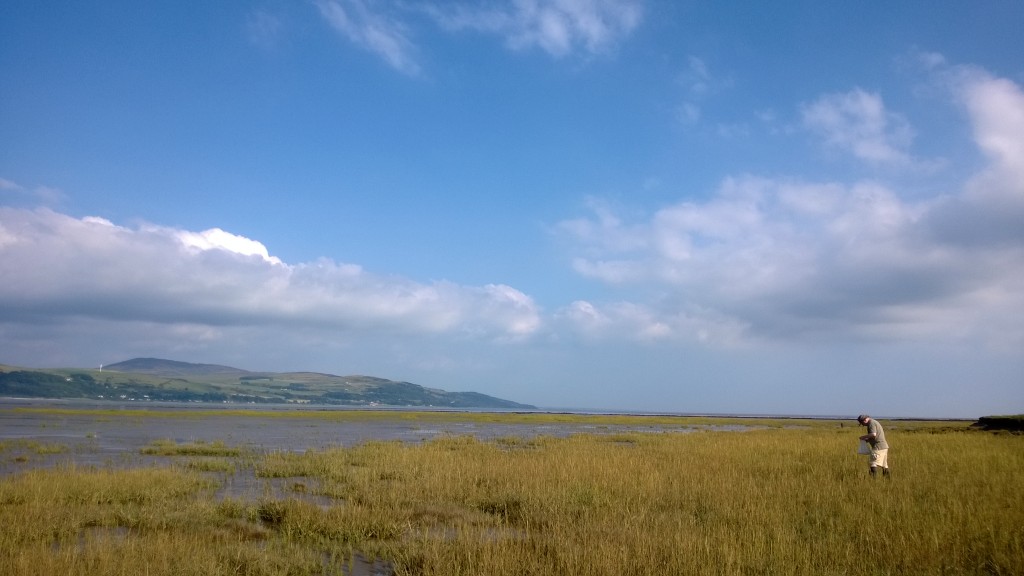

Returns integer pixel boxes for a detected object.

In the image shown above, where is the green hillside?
[0,358,535,409]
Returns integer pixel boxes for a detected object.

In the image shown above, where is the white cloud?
[173,227,283,265]
[676,102,700,124]
[559,71,1024,349]
[556,299,746,344]
[556,198,648,256]
[479,284,543,338]
[919,63,1024,249]
[801,88,915,166]
[314,0,643,72]
[0,177,66,205]
[0,208,541,341]
[429,0,643,57]
[316,0,420,75]
[675,56,708,124]
[959,73,1024,198]
[673,55,734,128]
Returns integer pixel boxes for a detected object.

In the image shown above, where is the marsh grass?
[0,439,70,455]
[1,421,1021,575]
[140,439,242,457]
[185,457,237,473]
[0,440,71,466]
[13,405,885,429]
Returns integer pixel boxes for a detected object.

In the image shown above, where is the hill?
[105,358,251,377]
[0,358,535,409]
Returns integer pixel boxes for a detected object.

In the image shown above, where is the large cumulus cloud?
[0,208,541,339]
[557,65,1024,349]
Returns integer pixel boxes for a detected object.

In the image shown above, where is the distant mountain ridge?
[0,358,536,409]
[105,358,253,377]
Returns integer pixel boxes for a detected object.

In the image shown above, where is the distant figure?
[857,415,890,478]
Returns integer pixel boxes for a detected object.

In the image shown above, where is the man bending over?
[858,414,890,478]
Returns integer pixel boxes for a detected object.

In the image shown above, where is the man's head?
[857,415,870,426]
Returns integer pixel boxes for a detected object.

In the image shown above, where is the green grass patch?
[0,439,70,456]
[140,439,242,457]
[184,458,237,473]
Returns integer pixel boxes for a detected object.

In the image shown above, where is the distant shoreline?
[0,396,974,422]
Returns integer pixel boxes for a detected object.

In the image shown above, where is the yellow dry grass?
[1,421,1021,575]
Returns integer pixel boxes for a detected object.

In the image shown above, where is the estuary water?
[0,397,722,478]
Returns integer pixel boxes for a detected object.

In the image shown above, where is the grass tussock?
[184,458,237,473]
[0,439,70,456]
[1,425,1021,575]
[140,439,242,457]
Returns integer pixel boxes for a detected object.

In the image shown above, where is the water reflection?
[0,398,727,486]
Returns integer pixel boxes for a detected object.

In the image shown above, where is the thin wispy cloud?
[675,55,733,125]
[801,88,917,166]
[315,0,644,72]
[316,0,420,75]
[431,0,644,57]
[556,299,747,345]
[246,9,284,50]
[0,178,66,206]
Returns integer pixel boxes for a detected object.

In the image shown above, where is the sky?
[2,1,1022,418]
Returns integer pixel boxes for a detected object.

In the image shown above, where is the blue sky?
[2,1,1022,418]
